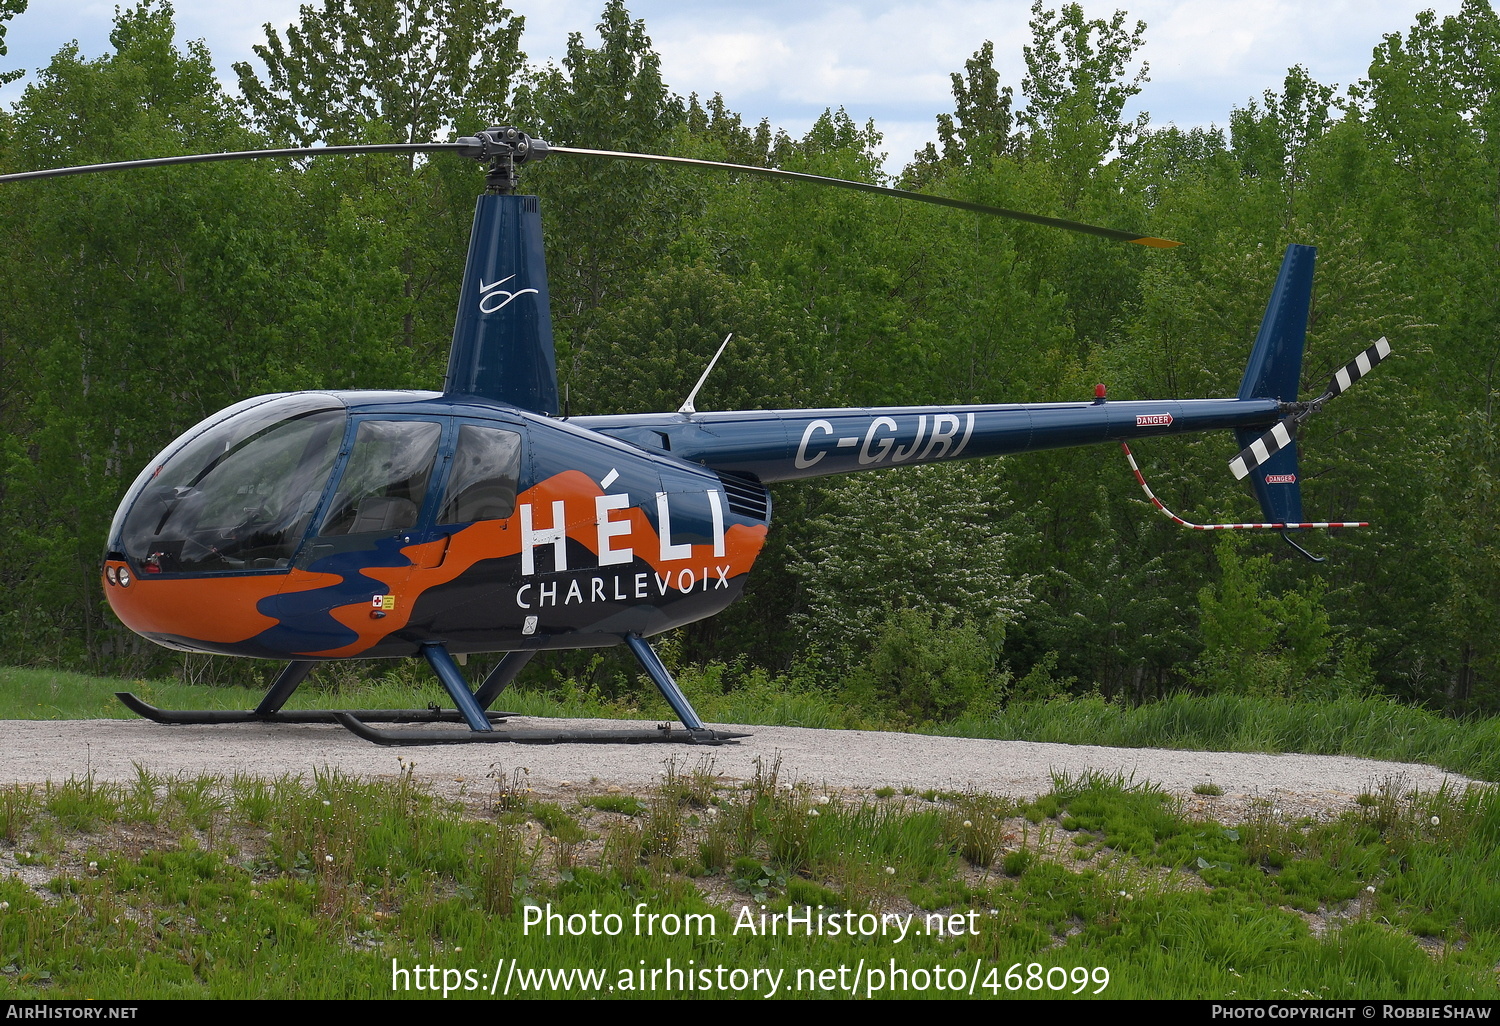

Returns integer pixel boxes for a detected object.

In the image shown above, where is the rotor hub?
[455,126,550,193]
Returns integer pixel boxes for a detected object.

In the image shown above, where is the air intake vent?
[716,471,770,521]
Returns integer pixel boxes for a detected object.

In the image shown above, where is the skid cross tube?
[421,643,492,732]
[625,633,705,731]
[475,650,536,708]
[254,661,316,715]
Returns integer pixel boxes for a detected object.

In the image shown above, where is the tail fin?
[1235,244,1315,526]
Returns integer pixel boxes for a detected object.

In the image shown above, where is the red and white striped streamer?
[1121,443,1367,531]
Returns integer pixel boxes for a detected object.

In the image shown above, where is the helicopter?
[2,127,1389,746]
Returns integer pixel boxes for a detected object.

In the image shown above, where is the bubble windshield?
[115,394,347,573]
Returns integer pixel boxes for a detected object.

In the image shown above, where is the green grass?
[7,666,1498,785]
[0,768,1495,999]
[941,693,1500,782]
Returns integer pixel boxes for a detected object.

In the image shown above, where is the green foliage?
[847,606,1006,724]
[0,0,27,85]
[1196,536,1331,696]
[790,460,1030,667]
[1019,0,1150,188]
[233,0,525,145]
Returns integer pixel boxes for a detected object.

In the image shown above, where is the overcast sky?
[0,1,1471,174]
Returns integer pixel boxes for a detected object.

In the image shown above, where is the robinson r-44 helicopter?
[2,127,1390,745]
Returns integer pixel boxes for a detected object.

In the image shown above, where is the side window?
[320,420,442,536]
[438,424,523,524]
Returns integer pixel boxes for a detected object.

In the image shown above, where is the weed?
[697,810,732,873]
[580,794,644,816]
[122,765,161,824]
[166,775,227,834]
[731,858,786,903]
[481,822,537,915]
[873,786,896,799]
[642,797,684,858]
[44,774,115,832]
[530,802,585,844]
[602,821,645,884]
[945,792,1014,869]
[1242,799,1300,870]
[747,755,781,806]
[230,775,273,825]
[1194,782,1226,796]
[0,785,38,844]
[489,765,532,813]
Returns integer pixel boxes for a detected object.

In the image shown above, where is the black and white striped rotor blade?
[1323,337,1391,399]
[1229,418,1296,481]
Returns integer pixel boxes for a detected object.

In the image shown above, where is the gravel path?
[0,716,1480,822]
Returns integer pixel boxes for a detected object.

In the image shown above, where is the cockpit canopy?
[113,394,348,574]
[110,393,527,576]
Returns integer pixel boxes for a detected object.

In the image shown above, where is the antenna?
[678,333,733,415]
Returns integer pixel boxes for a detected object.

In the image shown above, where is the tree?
[1019,0,1149,193]
[0,3,308,674]
[515,1,685,317]
[0,0,27,86]
[908,40,1015,179]
[789,460,1031,662]
[233,0,526,145]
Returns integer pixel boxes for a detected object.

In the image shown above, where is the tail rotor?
[1228,336,1392,482]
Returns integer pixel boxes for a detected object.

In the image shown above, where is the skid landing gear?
[116,660,513,726]
[336,636,748,746]
[118,638,748,746]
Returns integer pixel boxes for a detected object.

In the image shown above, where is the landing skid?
[117,635,739,747]
[116,692,511,725]
[334,714,747,747]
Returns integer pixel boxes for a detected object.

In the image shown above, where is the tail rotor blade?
[1323,336,1391,399]
[1229,418,1296,481]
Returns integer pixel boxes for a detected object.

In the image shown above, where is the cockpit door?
[295,418,445,588]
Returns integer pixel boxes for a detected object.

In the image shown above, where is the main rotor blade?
[0,134,1181,247]
[0,143,463,183]
[550,145,1180,248]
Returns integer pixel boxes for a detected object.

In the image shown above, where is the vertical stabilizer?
[1235,244,1315,526]
[444,193,559,414]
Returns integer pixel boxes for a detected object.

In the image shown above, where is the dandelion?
[322,800,331,806]
[0,902,9,911]
[1430,816,1440,826]
[962,820,973,828]
[884,866,896,876]
[817,795,830,805]
[808,808,820,817]
[325,854,335,863]
[1365,885,1375,893]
